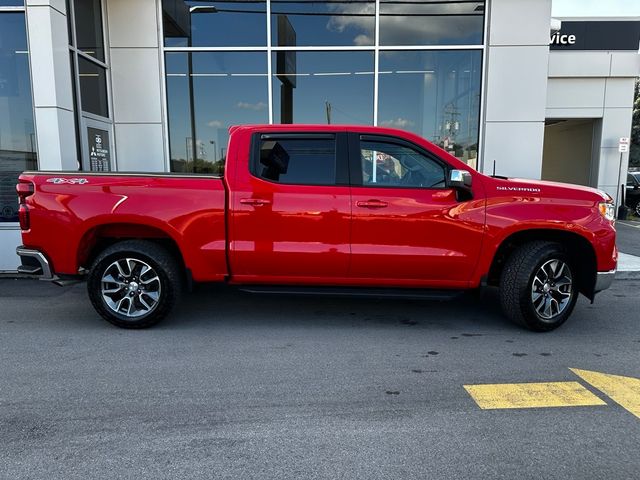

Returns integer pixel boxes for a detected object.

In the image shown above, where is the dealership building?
[0,0,639,271]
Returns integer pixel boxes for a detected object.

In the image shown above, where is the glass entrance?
[0,10,36,223]
[67,0,114,171]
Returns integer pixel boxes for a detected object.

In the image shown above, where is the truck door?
[348,133,485,286]
[229,131,351,283]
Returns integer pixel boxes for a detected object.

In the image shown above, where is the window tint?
[360,140,445,188]
[257,137,336,185]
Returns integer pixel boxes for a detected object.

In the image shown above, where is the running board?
[238,285,464,301]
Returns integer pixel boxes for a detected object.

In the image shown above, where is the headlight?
[598,202,615,222]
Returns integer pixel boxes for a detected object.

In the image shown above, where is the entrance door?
[349,133,485,286]
[230,131,351,283]
[542,119,598,187]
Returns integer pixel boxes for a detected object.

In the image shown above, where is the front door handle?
[356,200,388,209]
[240,198,271,207]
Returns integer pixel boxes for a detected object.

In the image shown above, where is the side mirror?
[449,169,473,200]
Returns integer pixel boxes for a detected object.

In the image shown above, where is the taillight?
[16,180,34,230]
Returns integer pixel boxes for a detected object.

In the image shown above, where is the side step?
[238,285,464,301]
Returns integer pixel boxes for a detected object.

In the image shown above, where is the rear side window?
[256,136,336,185]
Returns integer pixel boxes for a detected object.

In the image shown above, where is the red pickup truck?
[16,125,617,331]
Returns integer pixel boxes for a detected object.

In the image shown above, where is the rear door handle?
[240,198,271,206]
[356,200,388,209]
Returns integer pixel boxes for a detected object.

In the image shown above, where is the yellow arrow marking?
[464,381,606,409]
[570,368,640,419]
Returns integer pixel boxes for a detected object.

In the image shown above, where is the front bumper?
[594,269,616,292]
[16,246,54,280]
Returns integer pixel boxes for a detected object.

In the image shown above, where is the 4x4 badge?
[46,178,89,185]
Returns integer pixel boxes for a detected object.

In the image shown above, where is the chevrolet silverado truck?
[16,125,617,331]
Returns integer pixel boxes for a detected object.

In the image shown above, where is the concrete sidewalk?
[616,220,640,279]
[618,252,640,279]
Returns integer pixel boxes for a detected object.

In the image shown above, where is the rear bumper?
[594,269,616,293]
[16,246,54,280]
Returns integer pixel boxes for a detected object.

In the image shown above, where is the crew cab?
[16,125,617,331]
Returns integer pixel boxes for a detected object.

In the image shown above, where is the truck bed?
[19,171,228,282]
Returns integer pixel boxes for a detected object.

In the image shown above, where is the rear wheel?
[87,240,182,328]
[499,241,578,332]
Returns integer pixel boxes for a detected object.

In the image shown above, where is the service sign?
[549,21,640,51]
[619,137,630,153]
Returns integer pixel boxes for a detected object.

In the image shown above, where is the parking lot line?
[570,369,640,420]
[464,381,607,410]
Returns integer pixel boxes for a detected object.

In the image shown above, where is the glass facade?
[378,50,482,167]
[166,51,269,173]
[0,11,36,222]
[163,0,485,173]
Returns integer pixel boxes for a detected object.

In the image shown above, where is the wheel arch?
[77,222,188,280]
[487,229,598,300]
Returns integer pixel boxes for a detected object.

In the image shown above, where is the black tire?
[499,241,578,332]
[87,240,183,328]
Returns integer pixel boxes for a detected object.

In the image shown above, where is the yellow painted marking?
[570,368,640,419]
[464,381,606,410]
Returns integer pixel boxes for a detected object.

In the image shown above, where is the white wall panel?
[489,0,552,46]
[0,228,22,272]
[600,107,633,149]
[604,78,636,109]
[548,52,611,78]
[610,52,640,77]
[485,46,549,122]
[546,78,605,109]
[107,0,158,48]
[110,48,163,123]
[482,121,545,179]
[597,147,626,195]
[34,108,78,171]
[26,5,73,111]
[114,124,165,172]
[26,0,66,16]
[545,107,604,118]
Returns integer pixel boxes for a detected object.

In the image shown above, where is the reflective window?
[271,0,374,47]
[73,0,105,61]
[256,136,336,185]
[272,51,374,125]
[166,52,269,173]
[378,50,481,167]
[380,0,485,46]
[360,139,445,188]
[163,0,267,47]
[0,1,24,5]
[0,12,37,222]
[78,56,109,117]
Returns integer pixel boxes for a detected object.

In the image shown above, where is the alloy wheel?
[101,258,161,318]
[531,259,573,321]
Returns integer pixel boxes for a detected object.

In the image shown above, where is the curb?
[616,271,640,280]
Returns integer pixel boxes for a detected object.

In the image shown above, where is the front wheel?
[87,240,182,328]
[499,241,578,332]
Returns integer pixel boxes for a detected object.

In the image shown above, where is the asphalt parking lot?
[1,279,639,480]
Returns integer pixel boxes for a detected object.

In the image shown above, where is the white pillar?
[481,0,552,179]
[106,0,167,172]
[26,0,78,171]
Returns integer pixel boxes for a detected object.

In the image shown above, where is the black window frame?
[250,132,349,187]
[347,133,451,190]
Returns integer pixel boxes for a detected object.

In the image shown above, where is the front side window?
[360,139,445,188]
[256,136,336,185]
